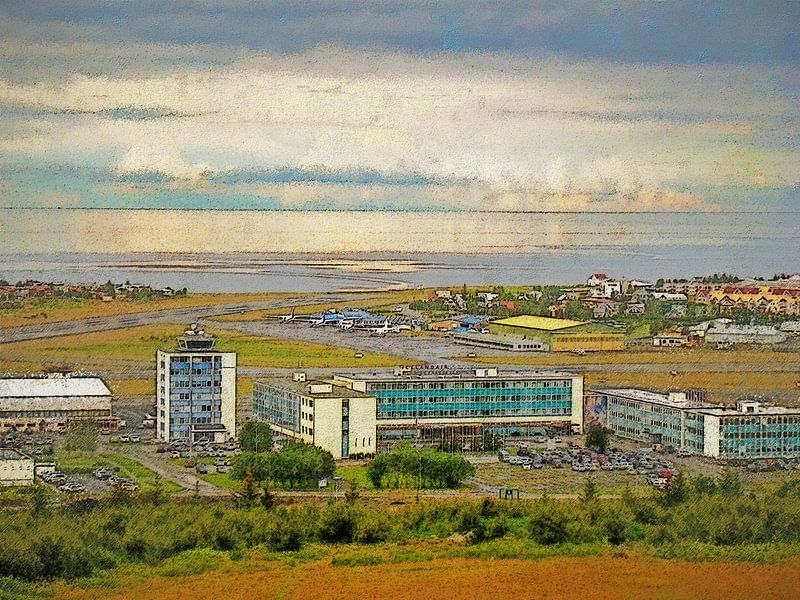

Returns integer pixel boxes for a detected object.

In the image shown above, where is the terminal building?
[488,316,625,352]
[588,388,800,460]
[253,366,584,456]
[0,375,116,432]
[156,325,237,443]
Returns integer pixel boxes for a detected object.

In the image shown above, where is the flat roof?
[594,388,800,416]
[0,377,111,398]
[337,368,577,381]
[255,379,373,399]
[592,388,709,409]
[491,316,588,331]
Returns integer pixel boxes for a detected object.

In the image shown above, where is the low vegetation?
[366,444,476,489]
[2,469,800,589]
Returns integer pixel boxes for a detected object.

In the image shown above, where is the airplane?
[337,319,355,330]
[309,314,325,327]
[369,321,401,336]
[278,307,296,323]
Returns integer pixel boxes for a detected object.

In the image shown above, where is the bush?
[319,503,357,543]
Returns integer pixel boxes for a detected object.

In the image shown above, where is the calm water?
[1,209,798,292]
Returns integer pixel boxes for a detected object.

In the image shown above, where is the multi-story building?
[589,388,800,459]
[334,365,584,451]
[253,366,585,455]
[156,325,236,443]
[252,374,376,459]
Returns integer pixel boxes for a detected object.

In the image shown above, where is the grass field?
[51,551,800,600]
[0,324,417,373]
[0,292,301,328]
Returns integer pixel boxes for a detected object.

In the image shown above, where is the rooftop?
[0,448,32,461]
[593,388,710,409]
[336,367,578,381]
[491,315,588,331]
[0,377,111,398]
[255,379,373,399]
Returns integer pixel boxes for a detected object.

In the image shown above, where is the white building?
[156,326,237,443]
[0,376,115,432]
[0,449,35,486]
[252,376,377,459]
[704,324,787,345]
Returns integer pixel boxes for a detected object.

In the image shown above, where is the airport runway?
[0,294,356,343]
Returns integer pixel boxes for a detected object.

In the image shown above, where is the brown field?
[463,346,800,368]
[56,555,800,600]
[0,292,300,328]
[585,371,800,404]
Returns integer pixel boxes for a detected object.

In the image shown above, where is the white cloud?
[0,46,796,210]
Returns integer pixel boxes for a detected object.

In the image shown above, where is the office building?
[253,366,584,455]
[589,388,800,459]
[156,325,236,443]
[252,374,376,459]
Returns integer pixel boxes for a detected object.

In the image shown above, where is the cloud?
[0,46,796,210]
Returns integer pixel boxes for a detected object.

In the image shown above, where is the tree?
[237,468,261,507]
[239,421,273,453]
[580,476,599,505]
[659,471,689,507]
[585,423,611,453]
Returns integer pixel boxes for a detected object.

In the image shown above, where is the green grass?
[56,451,181,494]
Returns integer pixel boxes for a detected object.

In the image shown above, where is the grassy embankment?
[0,292,302,328]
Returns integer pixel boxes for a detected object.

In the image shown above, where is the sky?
[0,1,797,213]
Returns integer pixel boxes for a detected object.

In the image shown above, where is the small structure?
[653,331,691,348]
[0,449,34,486]
[704,323,787,345]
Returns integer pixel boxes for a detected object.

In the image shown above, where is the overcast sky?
[0,1,797,212]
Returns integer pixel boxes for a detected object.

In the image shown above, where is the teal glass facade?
[718,415,800,459]
[362,378,573,420]
[253,382,301,433]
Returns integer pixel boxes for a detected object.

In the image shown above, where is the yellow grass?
[0,292,300,328]
[462,347,800,368]
[0,324,416,374]
[585,371,800,404]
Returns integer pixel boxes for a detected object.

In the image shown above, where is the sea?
[1,209,798,293]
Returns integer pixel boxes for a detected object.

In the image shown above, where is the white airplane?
[278,307,296,322]
[369,321,400,336]
[309,315,324,327]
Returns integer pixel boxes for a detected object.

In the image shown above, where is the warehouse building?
[589,388,800,459]
[488,316,625,352]
[252,374,376,459]
[0,449,34,486]
[156,325,237,443]
[253,366,585,455]
[704,323,788,345]
[0,375,115,432]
